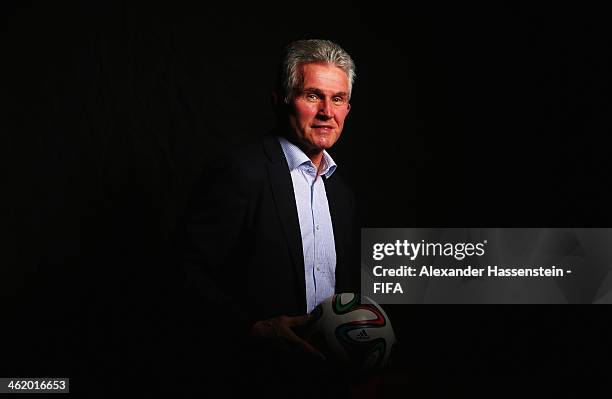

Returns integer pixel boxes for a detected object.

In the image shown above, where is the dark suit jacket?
[177,135,358,335]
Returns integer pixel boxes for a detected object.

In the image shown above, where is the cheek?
[335,109,350,126]
[294,104,317,125]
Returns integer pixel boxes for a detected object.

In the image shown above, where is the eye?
[332,96,346,105]
[306,93,319,102]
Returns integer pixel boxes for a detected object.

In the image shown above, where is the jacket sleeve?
[173,154,255,339]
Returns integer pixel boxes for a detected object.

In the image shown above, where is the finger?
[249,320,276,337]
[287,314,311,327]
[282,328,326,360]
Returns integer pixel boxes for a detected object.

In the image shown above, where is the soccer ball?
[301,293,396,371]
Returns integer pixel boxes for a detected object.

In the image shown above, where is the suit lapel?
[263,137,307,312]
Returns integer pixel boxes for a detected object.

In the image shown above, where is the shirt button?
[316,224,320,231]
[316,266,321,271]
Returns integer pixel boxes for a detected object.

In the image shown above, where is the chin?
[312,141,334,151]
[312,135,339,149]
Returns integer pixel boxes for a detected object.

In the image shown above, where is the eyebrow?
[303,88,348,97]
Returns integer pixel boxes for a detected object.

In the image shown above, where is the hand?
[249,315,325,359]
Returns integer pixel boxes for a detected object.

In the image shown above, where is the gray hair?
[279,39,356,104]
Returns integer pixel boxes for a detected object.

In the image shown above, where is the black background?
[3,2,611,397]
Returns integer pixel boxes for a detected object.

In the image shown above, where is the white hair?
[279,39,356,104]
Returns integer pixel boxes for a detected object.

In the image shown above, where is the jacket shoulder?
[204,136,277,184]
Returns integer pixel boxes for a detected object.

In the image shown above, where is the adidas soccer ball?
[301,293,396,371]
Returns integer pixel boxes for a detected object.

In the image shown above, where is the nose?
[317,98,333,120]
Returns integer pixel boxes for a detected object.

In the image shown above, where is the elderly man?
[176,39,359,395]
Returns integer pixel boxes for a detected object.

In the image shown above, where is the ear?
[346,102,351,113]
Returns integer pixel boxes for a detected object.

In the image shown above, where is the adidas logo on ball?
[356,329,369,340]
[300,293,396,371]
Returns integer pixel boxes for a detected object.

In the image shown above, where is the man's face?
[287,63,351,154]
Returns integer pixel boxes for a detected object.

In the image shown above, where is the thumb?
[288,314,311,327]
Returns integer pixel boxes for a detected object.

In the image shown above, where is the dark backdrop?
[3,2,611,397]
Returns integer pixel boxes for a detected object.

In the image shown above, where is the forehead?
[300,63,349,94]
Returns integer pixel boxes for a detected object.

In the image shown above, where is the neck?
[305,150,324,171]
[279,131,325,172]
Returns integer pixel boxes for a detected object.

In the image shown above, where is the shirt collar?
[277,136,337,178]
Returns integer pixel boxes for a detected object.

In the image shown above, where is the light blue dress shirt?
[278,136,337,313]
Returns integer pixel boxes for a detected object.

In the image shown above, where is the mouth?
[312,125,334,132]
